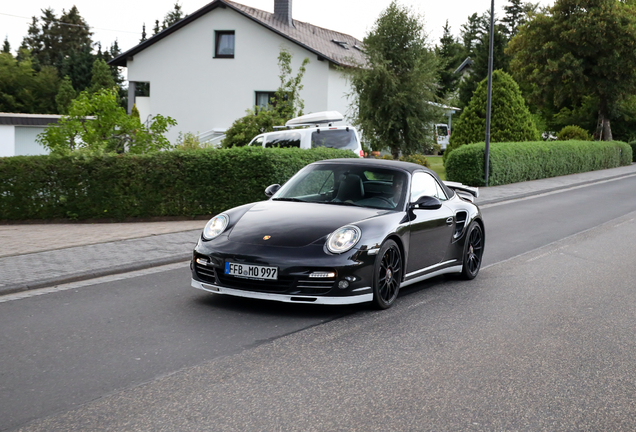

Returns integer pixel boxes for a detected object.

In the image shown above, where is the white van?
[248,111,364,157]
[435,123,450,152]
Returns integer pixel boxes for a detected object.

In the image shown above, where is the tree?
[223,48,309,147]
[2,37,10,55]
[56,75,76,114]
[348,1,440,158]
[435,21,464,100]
[447,70,539,155]
[458,21,509,108]
[89,58,116,93]
[460,13,488,57]
[140,24,147,42]
[37,88,176,154]
[502,0,538,39]
[162,3,185,29]
[0,50,59,114]
[20,7,92,70]
[507,0,636,140]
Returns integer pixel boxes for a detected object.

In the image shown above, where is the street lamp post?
[484,0,495,187]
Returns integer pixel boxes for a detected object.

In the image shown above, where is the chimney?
[274,0,294,27]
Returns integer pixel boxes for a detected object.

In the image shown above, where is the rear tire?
[371,240,403,309]
[461,221,484,280]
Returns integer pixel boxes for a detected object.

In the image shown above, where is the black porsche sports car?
[191,158,484,309]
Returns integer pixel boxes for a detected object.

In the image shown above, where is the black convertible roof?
[314,158,437,175]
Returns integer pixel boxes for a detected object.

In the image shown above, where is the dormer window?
[215,31,235,58]
[332,40,349,50]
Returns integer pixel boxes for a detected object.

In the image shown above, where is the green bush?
[629,141,636,162]
[557,125,592,141]
[0,147,357,221]
[445,70,540,163]
[445,140,632,186]
[375,153,430,167]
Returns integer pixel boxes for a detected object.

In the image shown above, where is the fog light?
[338,280,350,289]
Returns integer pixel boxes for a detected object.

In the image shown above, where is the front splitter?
[191,279,373,305]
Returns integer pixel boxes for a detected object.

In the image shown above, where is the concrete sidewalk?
[1,163,635,295]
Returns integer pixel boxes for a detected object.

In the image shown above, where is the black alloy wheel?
[372,239,403,309]
[461,221,484,280]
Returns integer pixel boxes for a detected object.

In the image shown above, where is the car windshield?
[311,129,358,150]
[272,164,408,210]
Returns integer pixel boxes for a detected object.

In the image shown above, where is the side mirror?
[410,195,442,210]
[264,184,281,198]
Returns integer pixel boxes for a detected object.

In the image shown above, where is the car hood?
[228,200,390,247]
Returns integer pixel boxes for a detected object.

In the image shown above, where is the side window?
[251,136,264,147]
[264,132,301,148]
[410,172,447,202]
[215,31,235,58]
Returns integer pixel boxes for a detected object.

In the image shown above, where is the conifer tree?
[447,70,539,155]
[89,59,116,93]
[56,75,76,114]
[435,21,464,99]
[2,37,10,55]
[162,3,185,29]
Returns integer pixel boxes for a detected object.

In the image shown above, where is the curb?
[477,171,636,205]
[0,253,192,296]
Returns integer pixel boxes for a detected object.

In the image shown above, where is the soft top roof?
[313,158,435,174]
[311,158,455,197]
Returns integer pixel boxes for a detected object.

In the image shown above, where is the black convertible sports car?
[191,158,484,309]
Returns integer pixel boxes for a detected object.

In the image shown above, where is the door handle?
[446,217,454,226]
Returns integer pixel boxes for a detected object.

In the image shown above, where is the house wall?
[125,7,349,142]
[0,126,15,157]
[15,127,48,155]
[327,63,352,124]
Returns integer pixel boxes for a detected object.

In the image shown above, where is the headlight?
[327,225,361,254]
[202,214,229,240]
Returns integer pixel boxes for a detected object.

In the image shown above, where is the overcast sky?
[1,0,554,56]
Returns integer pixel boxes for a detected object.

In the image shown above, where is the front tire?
[372,240,403,309]
[461,221,484,280]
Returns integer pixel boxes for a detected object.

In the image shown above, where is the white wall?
[327,63,353,125]
[126,7,350,142]
[0,125,15,157]
[135,97,152,125]
[15,127,49,155]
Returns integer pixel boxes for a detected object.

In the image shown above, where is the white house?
[0,113,59,157]
[109,0,365,143]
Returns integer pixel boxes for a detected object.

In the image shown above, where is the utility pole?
[484,0,495,187]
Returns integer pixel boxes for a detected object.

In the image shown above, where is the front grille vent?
[195,262,216,284]
[295,279,335,295]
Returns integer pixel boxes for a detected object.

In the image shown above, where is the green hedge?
[0,147,357,221]
[445,140,633,186]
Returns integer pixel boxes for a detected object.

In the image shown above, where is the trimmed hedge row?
[445,140,633,186]
[0,147,357,221]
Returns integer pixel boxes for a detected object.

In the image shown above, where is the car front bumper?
[191,278,373,305]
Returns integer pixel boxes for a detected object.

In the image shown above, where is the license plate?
[225,262,278,280]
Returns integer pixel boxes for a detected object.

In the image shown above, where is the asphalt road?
[2,175,636,431]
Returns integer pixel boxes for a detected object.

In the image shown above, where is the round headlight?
[327,225,361,254]
[202,214,229,240]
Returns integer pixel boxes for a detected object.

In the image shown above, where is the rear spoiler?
[443,181,479,202]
